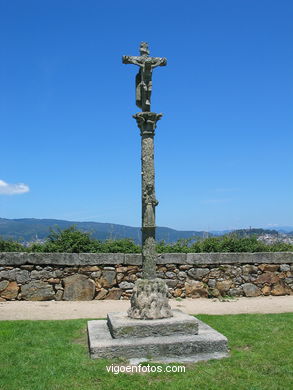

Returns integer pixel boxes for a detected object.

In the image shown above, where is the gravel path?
[0,296,292,320]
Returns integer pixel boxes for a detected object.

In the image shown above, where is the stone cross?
[123,43,172,319]
[122,42,167,112]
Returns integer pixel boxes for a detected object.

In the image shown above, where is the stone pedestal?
[128,278,172,320]
[87,309,229,363]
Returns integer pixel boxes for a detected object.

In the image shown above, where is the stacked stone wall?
[0,252,292,301]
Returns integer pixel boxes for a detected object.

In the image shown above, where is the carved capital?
[133,112,163,136]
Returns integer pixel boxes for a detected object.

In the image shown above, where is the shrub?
[36,226,101,253]
[1,226,293,253]
[0,238,26,252]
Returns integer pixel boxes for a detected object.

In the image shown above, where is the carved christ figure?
[122,42,167,112]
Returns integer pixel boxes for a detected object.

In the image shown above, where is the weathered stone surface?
[185,280,208,298]
[0,253,293,300]
[107,310,198,339]
[259,264,279,272]
[271,284,288,296]
[95,288,108,300]
[242,283,261,297]
[128,273,137,282]
[178,271,187,280]
[119,281,134,289]
[209,288,220,297]
[116,266,128,273]
[242,265,258,275]
[208,279,216,288]
[165,271,176,278]
[55,290,63,300]
[173,288,182,297]
[228,287,243,297]
[105,288,122,300]
[165,279,178,288]
[279,264,290,272]
[63,274,95,301]
[209,268,221,278]
[187,252,293,265]
[47,278,60,284]
[0,280,9,292]
[15,270,30,284]
[1,252,293,266]
[157,253,187,264]
[179,265,192,270]
[1,281,19,299]
[90,271,102,278]
[255,272,279,285]
[216,280,233,293]
[100,270,116,288]
[285,277,293,285]
[0,252,125,266]
[0,269,16,281]
[261,285,271,295]
[79,266,101,272]
[188,268,209,280]
[88,317,228,361]
[20,265,34,270]
[128,279,172,320]
[31,270,56,280]
[21,281,55,301]
[124,254,141,265]
[116,273,124,283]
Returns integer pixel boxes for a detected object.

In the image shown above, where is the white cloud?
[0,180,30,195]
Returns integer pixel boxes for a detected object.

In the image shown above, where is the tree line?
[1,226,293,253]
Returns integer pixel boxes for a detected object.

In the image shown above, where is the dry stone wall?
[0,252,292,301]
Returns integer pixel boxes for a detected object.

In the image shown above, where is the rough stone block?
[1,281,19,299]
[185,280,208,298]
[242,283,261,297]
[124,254,142,265]
[88,318,228,362]
[188,268,209,280]
[107,310,198,339]
[21,280,55,301]
[157,253,187,264]
[63,274,95,301]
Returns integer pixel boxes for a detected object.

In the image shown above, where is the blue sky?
[0,0,292,231]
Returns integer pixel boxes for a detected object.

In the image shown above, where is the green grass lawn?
[0,314,292,390]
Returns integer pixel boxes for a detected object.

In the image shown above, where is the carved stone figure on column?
[122,42,167,112]
[123,43,172,319]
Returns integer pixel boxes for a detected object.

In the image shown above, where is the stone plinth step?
[107,309,198,339]
[88,316,228,362]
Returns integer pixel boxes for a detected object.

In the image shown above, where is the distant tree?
[1,226,293,253]
[38,226,101,253]
[100,239,141,253]
[0,238,26,252]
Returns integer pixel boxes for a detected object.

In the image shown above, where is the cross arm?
[122,55,142,66]
[151,57,167,68]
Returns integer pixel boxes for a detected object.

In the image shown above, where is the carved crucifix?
[123,43,172,319]
[122,42,167,112]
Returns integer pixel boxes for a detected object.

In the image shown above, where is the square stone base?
[107,309,198,339]
[88,312,228,363]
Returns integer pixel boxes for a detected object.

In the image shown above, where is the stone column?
[135,112,161,280]
[128,112,172,320]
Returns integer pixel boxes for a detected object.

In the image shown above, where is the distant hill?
[0,218,205,244]
[229,228,280,237]
[0,218,292,244]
